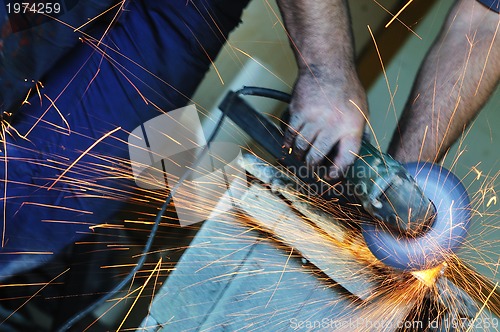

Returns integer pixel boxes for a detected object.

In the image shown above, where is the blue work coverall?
[0,0,249,279]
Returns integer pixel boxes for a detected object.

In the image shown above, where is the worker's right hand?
[284,67,368,179]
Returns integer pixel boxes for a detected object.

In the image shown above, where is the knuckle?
[306,149,322,165]
[295,138,309,151]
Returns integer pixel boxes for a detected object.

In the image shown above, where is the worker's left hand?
[284,67,368,178]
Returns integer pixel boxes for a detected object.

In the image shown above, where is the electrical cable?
[56,97,232,331]
[236,86,291,103]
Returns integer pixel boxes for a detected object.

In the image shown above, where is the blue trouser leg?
[0,0,249,279]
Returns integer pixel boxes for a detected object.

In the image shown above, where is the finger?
[329,135,361,179]
[283,112,302,149]
[305,132,339,166]
[293,124,317,161]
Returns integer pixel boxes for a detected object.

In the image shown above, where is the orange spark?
[35,81,43,105]
[116,258,162,330]
[98,1,126,46]
[372,0,421,39]
[0,268,69,325]
[266,248,293,308]
[21,202,92,214]
[185,22,224,85]
[472,165,482,180]
[466,282,499,332]
[83,286,142,332]
[22,88,32,105]
[0,251,53,255]
[385,0,414,28]
[232,47,291,88]
[368,25,397,123]
[412,264,445,287]
[475,14,500,96]
[44,94,71,134]
[73,2,123,33]
[48,126,122,190]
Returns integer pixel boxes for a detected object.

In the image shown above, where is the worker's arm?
[388,0,500,163]
[277,0,368,178]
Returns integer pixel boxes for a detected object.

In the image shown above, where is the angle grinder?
[219,86,471,271]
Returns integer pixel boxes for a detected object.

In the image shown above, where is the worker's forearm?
[389,0,500,163]
[277,0,367,175]
[276,0,356,77]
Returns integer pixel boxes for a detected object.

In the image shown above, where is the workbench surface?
[138,213,381,331]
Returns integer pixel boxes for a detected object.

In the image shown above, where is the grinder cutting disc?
[361,162,472,271]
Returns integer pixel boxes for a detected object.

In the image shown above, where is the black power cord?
[236,86,291,103]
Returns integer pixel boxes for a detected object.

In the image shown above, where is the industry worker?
[0,0,497,311]
[283,0,500,178]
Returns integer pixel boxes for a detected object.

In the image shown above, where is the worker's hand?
[284,68,368,178]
